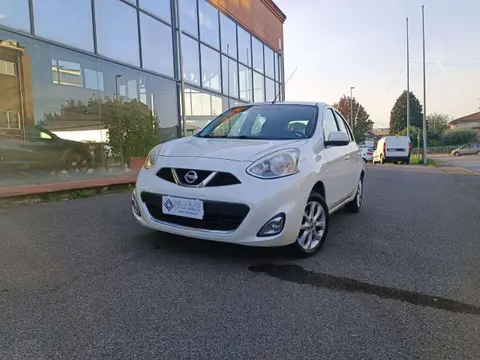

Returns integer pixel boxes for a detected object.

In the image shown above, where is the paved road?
[1,165,479,359]
[431,154,480,174]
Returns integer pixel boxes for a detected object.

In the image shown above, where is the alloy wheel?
[297,201,326,251]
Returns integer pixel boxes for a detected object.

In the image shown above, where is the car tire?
[454,152,460,156]
[290,192,329,257]
[477,151,480,156]
[381,156,386,164]
[345,175,364,214]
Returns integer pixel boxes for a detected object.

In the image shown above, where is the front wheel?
[345,176,364,213]
[290,192,329,257]
[454,152,460,156]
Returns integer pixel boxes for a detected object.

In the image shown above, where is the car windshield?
[195,104,318,140]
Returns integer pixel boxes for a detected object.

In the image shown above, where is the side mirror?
[192,128,201,136]
[324,131,349,147]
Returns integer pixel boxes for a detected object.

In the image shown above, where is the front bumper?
[132,157,310,247]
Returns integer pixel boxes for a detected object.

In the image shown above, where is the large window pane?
[274,52,279,81]
[140,0,171,23]
[201,45,220,91]
[178,0,198,37]
[33,0,94,52]
[182,35,200,84]
[140,13,174,77]
[252,37,264,73]
[237,26,251,66]
[0,27,179,188]
[253,72,264,102]
[199,0,219,49]
[265,78,275,101]
[238,64,251,102]
[264,46,274,79]
[95,0,140,66]
[0,0,30,32]
[221,55,237,98]
[184,87,222,134]
[220,13,237,59]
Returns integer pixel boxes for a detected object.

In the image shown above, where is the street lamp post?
[350,86,355,129]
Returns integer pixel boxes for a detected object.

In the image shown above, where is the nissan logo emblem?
[184,170,198,184]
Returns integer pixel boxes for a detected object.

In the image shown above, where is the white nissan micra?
[132,102,365,256]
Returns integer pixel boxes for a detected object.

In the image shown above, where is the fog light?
[257,213,285,237]
[132,194,141,217]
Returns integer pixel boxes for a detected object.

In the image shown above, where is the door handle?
[345,155,350,160]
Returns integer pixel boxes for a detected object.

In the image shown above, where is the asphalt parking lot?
[1,164,479,359]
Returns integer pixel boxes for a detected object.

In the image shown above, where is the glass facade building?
[0,0,285,189]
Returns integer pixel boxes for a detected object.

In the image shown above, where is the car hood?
[158,137,308,162]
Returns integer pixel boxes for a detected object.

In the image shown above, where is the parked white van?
[373,136,411,164]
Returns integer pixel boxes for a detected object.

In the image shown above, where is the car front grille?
[157,167,241,187]
[140,192,249,232]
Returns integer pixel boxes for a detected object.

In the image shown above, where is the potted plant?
[102,97,158,170]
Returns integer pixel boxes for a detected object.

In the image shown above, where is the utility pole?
[422,5,428,164]
[406,17,411,140]
[350,86,355,129]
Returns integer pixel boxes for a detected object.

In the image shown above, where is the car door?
[333,110,361,195]
[321,107,349,209]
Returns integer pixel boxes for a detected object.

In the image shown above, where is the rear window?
[196,104,318,140]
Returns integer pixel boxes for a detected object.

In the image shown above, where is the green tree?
[333,95,373,143]
[426,112,450,144]
[390,91,423,135]
[442,129,478,146]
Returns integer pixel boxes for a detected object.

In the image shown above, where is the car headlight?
[144,146,162,169]
[246,149,300,179]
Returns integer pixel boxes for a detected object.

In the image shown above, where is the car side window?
[323,109,339,141]
[332,110,352,142]
[333,110,355,142]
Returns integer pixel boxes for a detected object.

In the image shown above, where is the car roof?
[231,101,329,108]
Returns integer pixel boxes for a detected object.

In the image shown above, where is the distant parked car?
[451,143,480,156]
[373,136,412,164]
[360,145,374,163]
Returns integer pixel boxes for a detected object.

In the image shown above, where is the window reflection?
[201,45,220,91]
[252,37,264,73]
[264,46,274,79]
[139,0,171,23]
[220,13,237,59]
[95,0,140,66]
[140,13,174,77]
[265,78,275,101]
[237,26,251,66]
[184,87,222,134]
[274,52,279,81]
[33,0,94,52]
[253,71,264,102]
[0,28,178,187]
[178,0,198,37]
[0,0,30,33]
[221,55,237,98]
[182,34,200,84]
[199,0,219,49]
[239,64,251,102]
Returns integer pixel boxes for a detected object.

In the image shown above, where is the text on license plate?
[162,195,204,220]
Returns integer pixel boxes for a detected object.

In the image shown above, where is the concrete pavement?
[430,154,480,174]
[1,165,479,359]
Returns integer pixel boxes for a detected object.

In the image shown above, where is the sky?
[274,0,480,128]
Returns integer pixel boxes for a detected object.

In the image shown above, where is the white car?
[373,136,411,164]
[360,145,374,163]
[132,102,365,256]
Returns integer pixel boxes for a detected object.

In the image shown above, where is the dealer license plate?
[162,196,204,220]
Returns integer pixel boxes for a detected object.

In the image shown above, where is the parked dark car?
[0,125,94,175]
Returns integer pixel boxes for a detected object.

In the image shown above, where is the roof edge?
[261,0,287,23]
[449,111,480,124]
